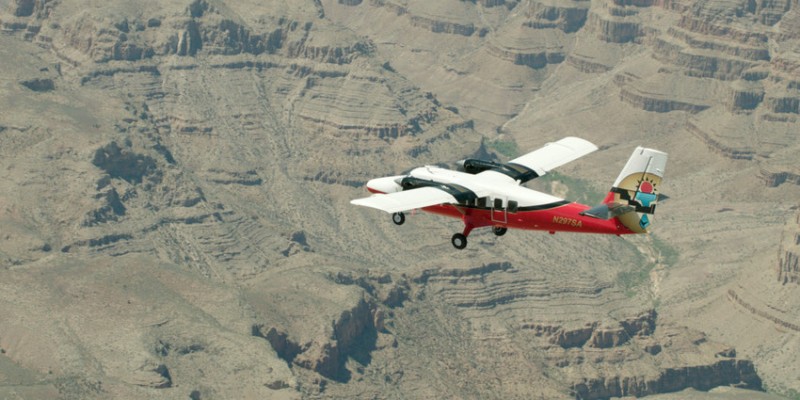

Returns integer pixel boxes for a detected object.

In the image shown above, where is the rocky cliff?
[778,211,800,285]
[1,0,799,398]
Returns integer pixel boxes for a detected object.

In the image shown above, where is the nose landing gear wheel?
[392,212,405,225]
[451,233,467,249]
[493,227,507,236]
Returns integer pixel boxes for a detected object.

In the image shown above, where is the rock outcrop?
[129,363,172,389]
[92,142,160,185]
[20,77,55,92]
[246,268,403,386]
[523,309,656,348]
[397,260,766,399]
[686,119,756,160]
[779,250,800,285]
[619,83,711,113]
[728,289,800,332]
[727,80,765,112]
[778,212,800,285]
[760,170,800,187]
[587,5,643,44]
[572,359,762,400]
[521,0,589,33]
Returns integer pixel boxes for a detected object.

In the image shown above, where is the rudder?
[604,146,667,233]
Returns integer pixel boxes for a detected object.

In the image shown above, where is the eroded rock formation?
[778,212,800,285]
[1,0,797,398]
[572,359,761,400]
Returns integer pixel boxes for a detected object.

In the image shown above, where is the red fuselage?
[422,202,635,236]
[367,187,634,236]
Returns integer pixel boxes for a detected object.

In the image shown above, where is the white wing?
[509,136,598,176]
[479,137,598,184]
[350,187,457,213]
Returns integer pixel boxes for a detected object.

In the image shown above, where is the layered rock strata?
[404,261,765,399]
[778,212,800,285]
[2,0,798,398]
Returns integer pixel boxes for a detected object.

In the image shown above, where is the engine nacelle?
[365,175,405,194]
[457,159,539,183]
[457,159,501,175]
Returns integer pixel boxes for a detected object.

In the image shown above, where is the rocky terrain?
[0,0,799,399]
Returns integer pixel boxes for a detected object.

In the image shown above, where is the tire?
[493,226,507,236]
[451,233,467,249]
[392,212,405,225]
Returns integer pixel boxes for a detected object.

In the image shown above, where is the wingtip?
[554,136,599,153]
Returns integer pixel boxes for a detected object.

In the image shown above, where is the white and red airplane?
[351,137,667,249]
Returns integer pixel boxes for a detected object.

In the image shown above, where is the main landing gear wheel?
[451,233,467,250]
[493,226,507,236]
[392,212,405,225]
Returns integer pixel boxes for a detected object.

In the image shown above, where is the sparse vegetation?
[615,234,676,298]
[538,171,605,205]
[777,388,800,400]
[764,383,800,400]
[650,234,678,267]
[487,138,519,158]
[613,238,651,298]
[616,258,655,298]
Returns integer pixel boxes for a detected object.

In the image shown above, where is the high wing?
[350,186,457,213]
[479,136,598,184]
[351,137,597,213]
[510,136,598,174]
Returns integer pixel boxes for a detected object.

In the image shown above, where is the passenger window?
[508,200,518,213]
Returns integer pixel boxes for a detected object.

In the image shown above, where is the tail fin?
[604,146,668,233]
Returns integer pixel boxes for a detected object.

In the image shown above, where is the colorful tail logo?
[607,147,667,233]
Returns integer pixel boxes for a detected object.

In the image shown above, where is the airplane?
[351,137,667,249]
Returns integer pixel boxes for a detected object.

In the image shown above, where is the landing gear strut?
[451,224,474,250]
[392,212,405,225]
[493,226,507,236]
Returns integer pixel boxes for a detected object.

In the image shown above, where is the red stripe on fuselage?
[364,187,632,235]
[422,202,634,235]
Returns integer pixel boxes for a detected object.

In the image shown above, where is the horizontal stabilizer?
[579,203,635,220]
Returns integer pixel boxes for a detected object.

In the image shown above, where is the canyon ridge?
[0,0,799,398]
